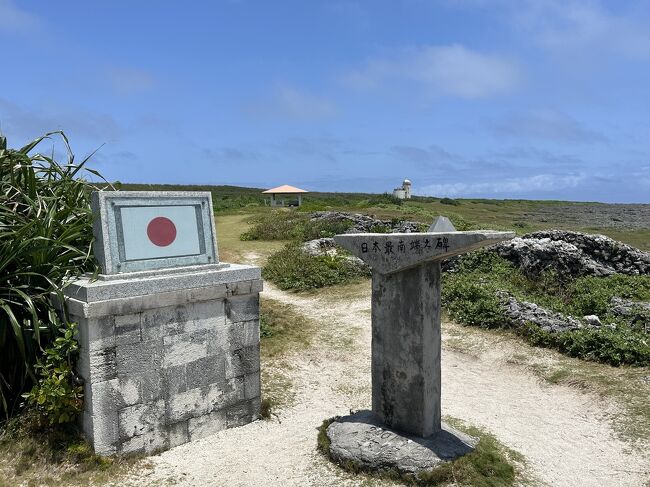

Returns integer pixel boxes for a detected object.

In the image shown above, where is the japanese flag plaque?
[91,191,219,274]
[63,190,262,456]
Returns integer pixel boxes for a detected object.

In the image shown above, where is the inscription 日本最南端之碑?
[360,237,450,256]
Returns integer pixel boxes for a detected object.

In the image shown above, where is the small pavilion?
[262,184,308,207]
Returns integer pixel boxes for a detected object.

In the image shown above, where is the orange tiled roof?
[262,184,308,194]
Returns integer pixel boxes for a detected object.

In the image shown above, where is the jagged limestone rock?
[310,211,423,234]
[583,315,603,328]
[498,292,584,333]
[494,230,650,278]
[610,297,650,332]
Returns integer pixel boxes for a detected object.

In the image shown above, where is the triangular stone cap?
[335,231,514,275]
[429,216,456,232]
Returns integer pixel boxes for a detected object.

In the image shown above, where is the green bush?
[445,213,476,231]
[263,243,370,291]
[442,277,507,329]
[0,132,104,418]
[240,211,353,242]
[23,322,83,424]
[240,211,302,240]
[296,201,329,212]
[369,223,391,233]
[212,195,263,213]
[444,250,650,366]
[453,250,514,276]
[567,274,650,317]
[440,197,460,206]
[366,192,403,206]
[521,323,650,367]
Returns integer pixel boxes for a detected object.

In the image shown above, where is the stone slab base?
[62,265,262,456]
[326,411,477,475]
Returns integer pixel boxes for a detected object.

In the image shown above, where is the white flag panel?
[120,205,201,261]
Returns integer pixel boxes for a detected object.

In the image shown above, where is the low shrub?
[240,211,352,242]
[369,223,391,233]
[296,201,330,212]
[440,197,460,206]
[23,322,83,425]
[212,195,263,212]
[240,211,305,241]
[442,277,507,329]
[453,250,514,276]
[366,192,403,206]
[263,243,370,291]
[521,323,650,367]
[445,213,476,231]
[444,250,650,366]
[567,274,650,317]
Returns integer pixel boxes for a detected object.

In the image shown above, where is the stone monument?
[329,219,514,473]
[60,191,262,456]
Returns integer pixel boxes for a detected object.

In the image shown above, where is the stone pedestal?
[372,261,441,437]
[332,229,514,472]
[62,263,262,456]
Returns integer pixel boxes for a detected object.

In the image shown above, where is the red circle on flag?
[147,217,177,247]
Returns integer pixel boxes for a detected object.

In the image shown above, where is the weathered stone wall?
[66,269,262,456]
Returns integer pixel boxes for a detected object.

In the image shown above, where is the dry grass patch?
[215,213,288,264]
[0,413,148,487]
[259,297,318,418]
[309,280,372,303]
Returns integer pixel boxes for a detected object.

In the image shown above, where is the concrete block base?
[326,411,477,475]
[63,264,262,456]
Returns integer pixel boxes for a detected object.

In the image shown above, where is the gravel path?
[124,284,650,487]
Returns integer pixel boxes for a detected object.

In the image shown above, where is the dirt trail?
[125,283,650,487]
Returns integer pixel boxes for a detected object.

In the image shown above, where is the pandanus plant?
[0,131,106,418]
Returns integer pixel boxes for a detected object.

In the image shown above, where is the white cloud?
[444,1,650,60]
[491,146,584,168]
[390,144,460,168]
[202,146,258,163]
[344,44,520,99]
[108,67,155,95]
[487,109,607,143]
[246,85,336,120]
[0,98,121,141]
[419,173,586,197]
[275,135,345,162]
[0,0,41,33]
[512,1,650,59]
[275,86,335,119]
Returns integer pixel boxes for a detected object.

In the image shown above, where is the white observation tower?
[393,179,412,200]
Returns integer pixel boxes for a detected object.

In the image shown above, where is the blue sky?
[1,0,649,202]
